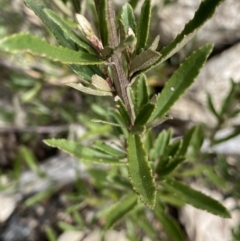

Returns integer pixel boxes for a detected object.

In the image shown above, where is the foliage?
[0,0,237,240]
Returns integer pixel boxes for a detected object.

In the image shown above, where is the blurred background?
[0,0,240,240]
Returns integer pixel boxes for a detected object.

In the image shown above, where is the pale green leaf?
[149,35,160,51]
[91,74,112,91]
[93,140,126,159]
[65,82,112,96]
[162,179,231,218]
[104,194,137,230]
[0,34,104,65]
[127,134,156,208]
[120,3,137,34]
[44,139,122,164]
[130,49,161,75]
[149,44,213,122]
[136,0,151,54]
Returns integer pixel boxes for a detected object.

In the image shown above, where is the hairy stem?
[106,0,135,125]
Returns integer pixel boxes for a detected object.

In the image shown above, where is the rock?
[0,194,17,223]
[156,0,240,48]
[170,43,240,126]
[180,185,240,241]
[57,231,84,241]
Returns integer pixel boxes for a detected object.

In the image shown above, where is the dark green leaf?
[149,44,213,122]
[115,96,131,126]
[213,128,240,145]
[129,0,139,10]
[97,0,108,46]
[24,0,75,49]
[44,9,95,53]
[135,74,149,114]
[162,179,231,218]
[104,194,137,229]
[150,129,172,160]
[44,139,123,164]
[127,134,156,208]
[155,203,185,241]
[120,3,137,34]
[136,0,151,54]
[134,103,155,126]
[0,34,104,65]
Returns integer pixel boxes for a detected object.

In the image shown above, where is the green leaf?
[155,0,225,67]
[158,157,185,177]
[129,0,139,10]
[155,203,185,241]
[44,9,95,53]
[136,0,151,54]
[127,134,156,208]
[24,0,99,81]
[0,34,104,65]
[24,0,75,49]
[93,140,126,159]
[115,96,131,126]
[149,35,160,51]
[162,179,231,218]
[149,44,213,122]
[44,139,123,164]
[134,103,155,127]
[65,82,112,96]
[150,129,172,160]
[135,74,149,114]
[213,128,240,145]
[120,3,137,34]
[104,194,137,230]
[96,0,108,46]
[206,92,220,120]
[130,49,161,75]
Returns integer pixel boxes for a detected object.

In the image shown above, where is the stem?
[106,0,135,125]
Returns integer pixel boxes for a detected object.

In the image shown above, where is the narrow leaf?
[149,44,213,122]
[24,0,75,49]
[135,74,149,114]
[44,139,122,164]
[150,129,172,160]
[162,179,231,218]
[24,0,99,81]
[104,194,137,230]
[93,140,126,158]
[0,34,104,65]
[136,0,151,54]
[130,49,161,75]
[155,204,185,241]
[97,0,108,46]
[134,103,155,126]
[149,35,160,51]
[65,82,112,96]
[127,134,156,208]
[114,96,131,126]
[44,9,95,53]
[120,3,137,34]
[156,0,225,67]
[206,92,220,120]
[158,157,185,176]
